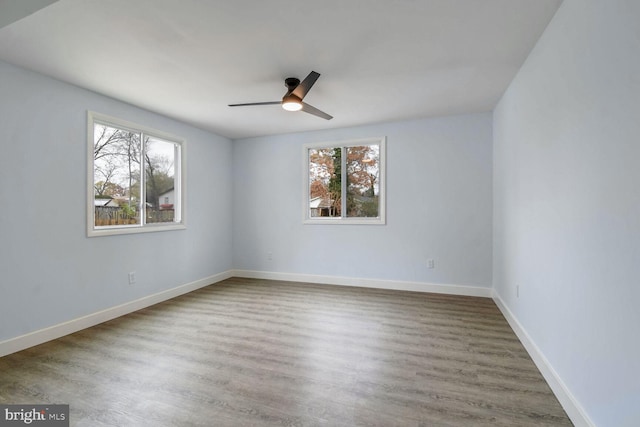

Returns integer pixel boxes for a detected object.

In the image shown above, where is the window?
[304,137,386,224]
[87,111,185,236]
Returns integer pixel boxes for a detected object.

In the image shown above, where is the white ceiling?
[0,0,561,139]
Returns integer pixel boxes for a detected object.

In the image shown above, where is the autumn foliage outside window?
[306,138,385,224]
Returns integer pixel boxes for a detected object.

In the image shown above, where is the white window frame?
[303,136,386,225]
[87,111,186,237]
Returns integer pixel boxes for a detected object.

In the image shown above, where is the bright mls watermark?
[0,405,68,426]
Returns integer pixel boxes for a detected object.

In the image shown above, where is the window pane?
[93,124,141,227]
[346,145,380,218]
[144,137,177,224]
[304,137,385,225]
[309,147,341,217]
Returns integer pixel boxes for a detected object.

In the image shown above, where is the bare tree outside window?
[144,137,177,224]
[88,112,184,236]
[93,124,141,225]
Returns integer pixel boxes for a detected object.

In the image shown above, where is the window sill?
[304,218,385,225]
[87,223,186,237]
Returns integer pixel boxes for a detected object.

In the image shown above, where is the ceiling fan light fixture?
[282,94,302,111]
[229,71,331,120]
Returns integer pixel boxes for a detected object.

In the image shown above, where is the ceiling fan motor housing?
[228,71,332,120]
[285,77,300,90]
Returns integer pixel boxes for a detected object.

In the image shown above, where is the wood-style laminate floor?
[0,278,572,426]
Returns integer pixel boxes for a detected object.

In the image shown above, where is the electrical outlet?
[267,252,273,261]
[516,285,520,298]
[128,271,136,285]
[427,259,435,269]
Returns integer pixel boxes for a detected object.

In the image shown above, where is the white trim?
[88,111,185,144]
[492,293,596,427]
[303,217,386,225]
[0,270,233,358]
[87,110,187,237]
[0,267,594,427]
[231,269,492,297]
[303,137,386,225]
[90,222,187,237]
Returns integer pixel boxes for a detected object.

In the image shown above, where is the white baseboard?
[1,269,592,427]
[231,269,493,298]
[492,293,595,427]
[0,270,487,358]
[0,270,233,358]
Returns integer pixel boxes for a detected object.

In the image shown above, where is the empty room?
[0,1,638,426]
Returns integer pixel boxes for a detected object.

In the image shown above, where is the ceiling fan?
[228,71,333,120]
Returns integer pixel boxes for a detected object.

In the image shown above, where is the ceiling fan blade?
[301,102,333,120]
[228,101,280,107]
[292,71,320,100]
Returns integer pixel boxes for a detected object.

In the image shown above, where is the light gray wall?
[0,60,233,342]
[233,114,493,288]
[493,0,640,425]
